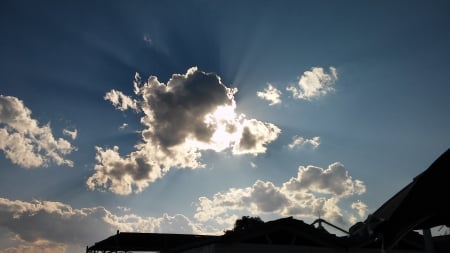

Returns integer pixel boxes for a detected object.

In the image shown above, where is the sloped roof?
[369,148,450,248]
[373,149,450,228]
[86,232,217,252]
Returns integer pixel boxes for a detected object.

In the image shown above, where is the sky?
[1,0,450,252]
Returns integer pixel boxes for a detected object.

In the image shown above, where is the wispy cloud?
[87,67,281,195]
[119,123,128,130]
[117,206,131,212]
[351,200,368,219]
[194,162,366,227]
[257,83,282,105]
[288,135,320,149]
[63,128,77,140]
[0,95,76,168]
[349,201,369,225]
[104,89,139,112]
[287,67,337,100]
[143,34,153,46]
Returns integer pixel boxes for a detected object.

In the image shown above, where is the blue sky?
[1,0,449,252]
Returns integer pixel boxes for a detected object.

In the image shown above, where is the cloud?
[283,162,366,197]
[349,201,369,225]
[194,162,366,227]
[351,200,368,219]
[0,239,67,253]
[287,67,337,100]
[288,135,320,149]
[88,67,281,195]
[143,34,153,46]
[119,123,128,130]
[104,89,139,112]
[87,146,164,195]
[0,95,76,168]
[62,129,77,140]
[0,161,367,250]
[117,206,131,212]
[0,197,203,252]
[0,198,116,250]
[257,83,282,105]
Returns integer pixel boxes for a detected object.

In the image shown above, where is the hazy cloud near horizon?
[0,198,202,253]
[0,161,367,252]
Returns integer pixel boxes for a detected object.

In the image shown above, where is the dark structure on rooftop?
[87,149,450,253]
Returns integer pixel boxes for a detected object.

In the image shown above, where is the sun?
[199,105,242,152]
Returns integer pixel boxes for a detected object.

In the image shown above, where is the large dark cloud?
[139,68,233,148]
[89,67,280,195]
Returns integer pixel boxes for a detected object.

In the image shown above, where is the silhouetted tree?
[225,216,264,234]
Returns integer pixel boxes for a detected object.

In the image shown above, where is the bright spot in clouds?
[87,67,281,195]
[287,67,337,100]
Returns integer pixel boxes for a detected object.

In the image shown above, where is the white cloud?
[257,83,282,105]
[348,201,369,225]
[0,95,76,168]
[119,123,128,130]
[351,200,368,219]
[0,197,203,252]
[194,162,366,227]
[283,163,366,197]
[88,67,281,195]
[288,135,320,149]
[117,206,131,212]
[287,67,337,100]
[104,89,139,112]
[86,146,164,195]
[62,129,77,140]
[233,119,280,155]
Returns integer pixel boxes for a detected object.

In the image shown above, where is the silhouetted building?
[86,149,450,253]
